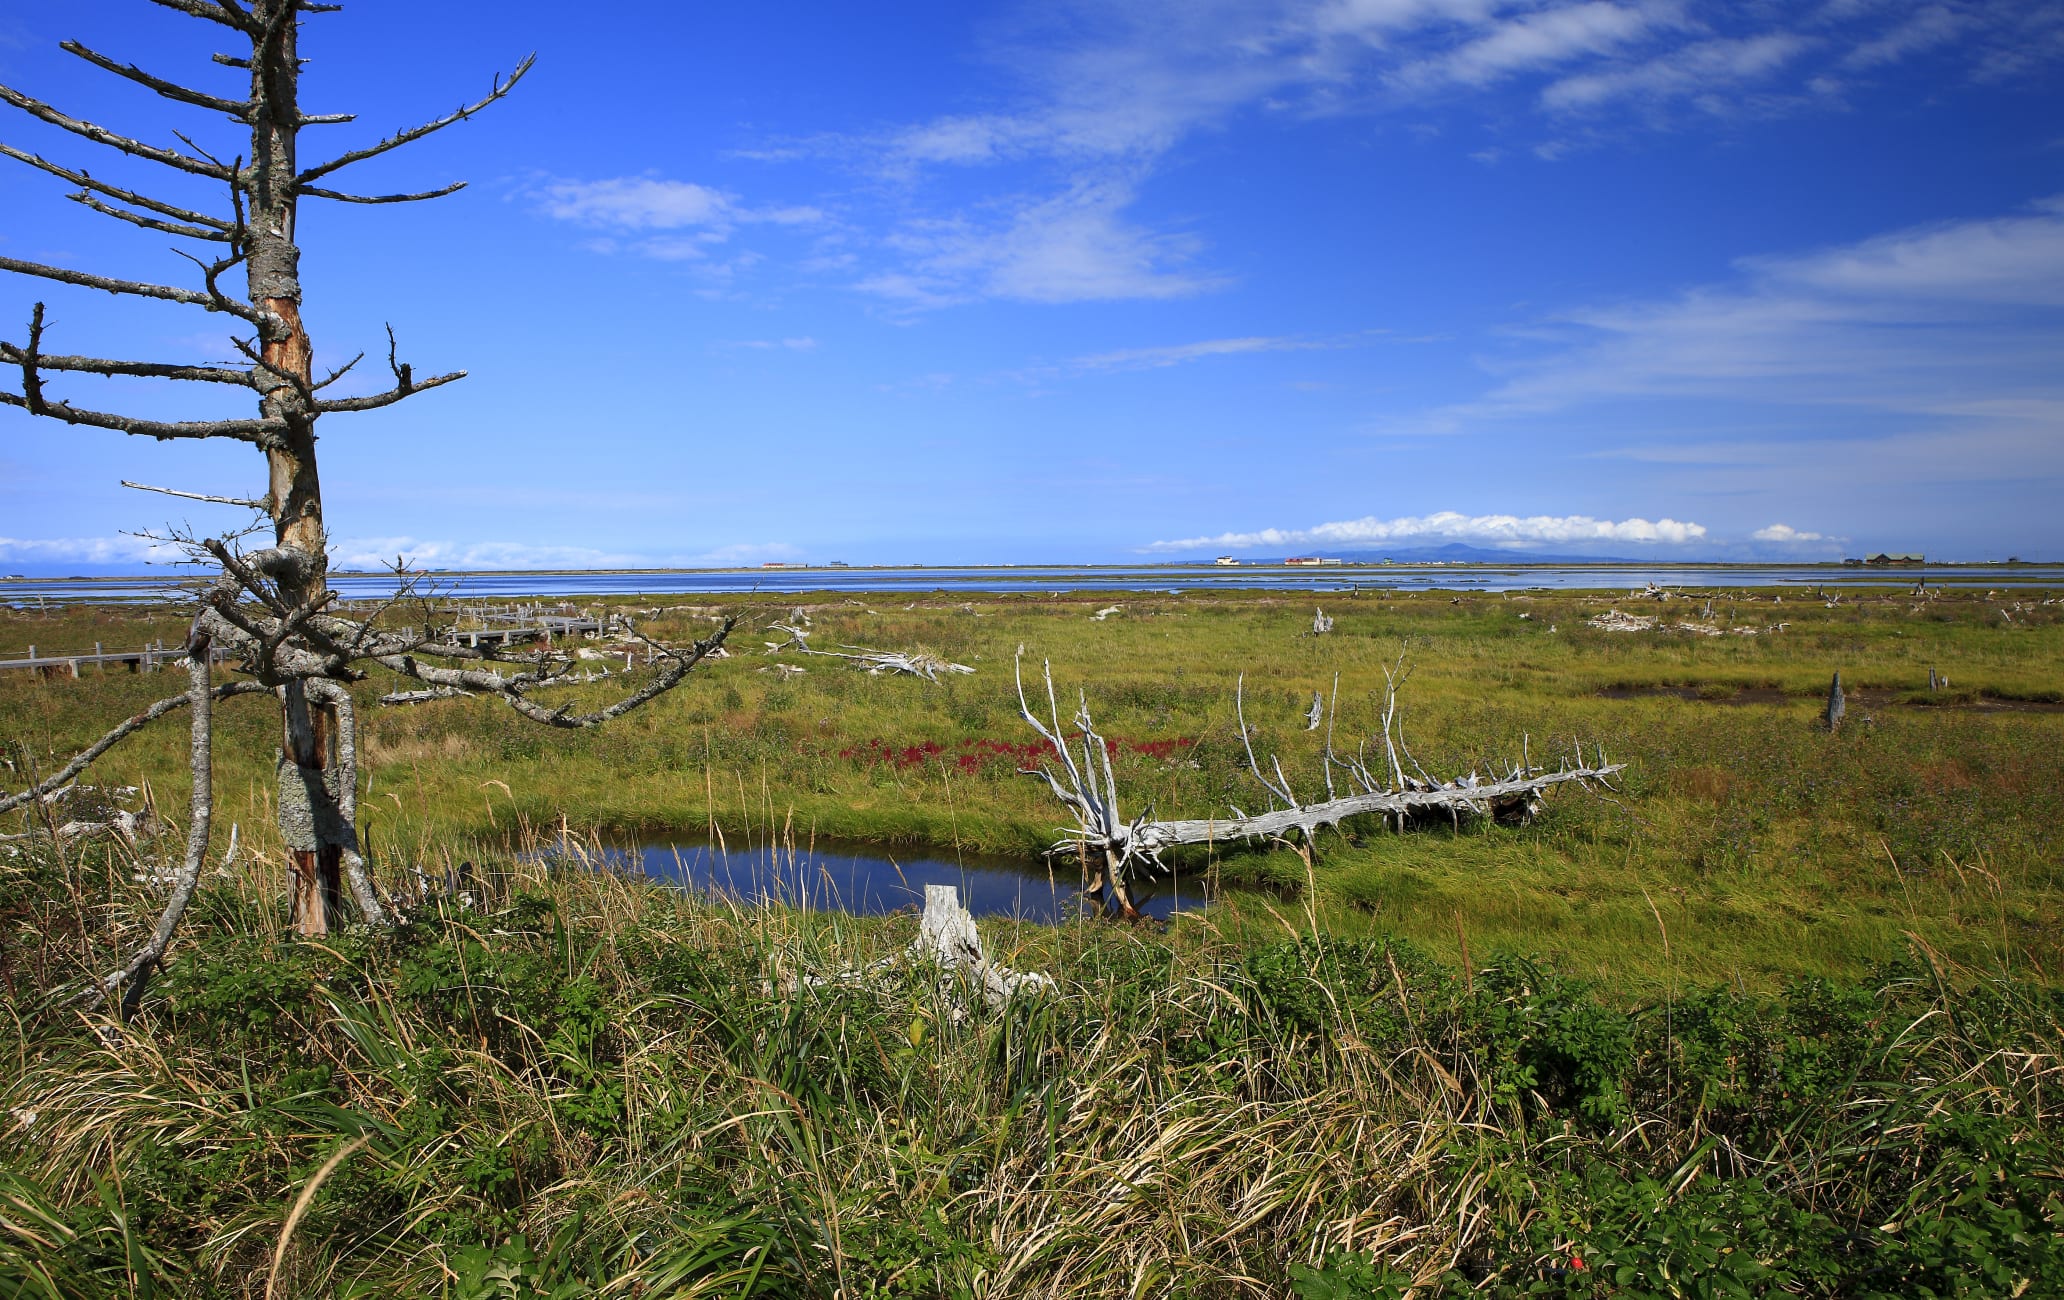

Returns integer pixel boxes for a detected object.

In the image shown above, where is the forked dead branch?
[1015,650,1625,917]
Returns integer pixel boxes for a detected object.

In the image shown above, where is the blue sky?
[2,0,2060,571]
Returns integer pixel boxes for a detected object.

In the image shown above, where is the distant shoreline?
[4,558,2055,584]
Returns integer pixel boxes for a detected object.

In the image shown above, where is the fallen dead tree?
[1015,650,1624,917]
[766,622,973,682]
[1587,609,1786,637]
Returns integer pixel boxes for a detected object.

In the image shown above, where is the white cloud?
[1840,4,1967,71]
[1751,523,1827,542]
[719,337,820,352]
[1069,334,1330,371]
[1444,197,2064,422]
[1751,199,2064,306]
[526,175,825,270]
[0,535,180,566]
[326,538,804,572]
[327,537,647,572]
[1406,3,1665,89]
[1147,509,1707,552]
[1540,33,1810,112]
[533,177,736,230]
[862,180,1219,305]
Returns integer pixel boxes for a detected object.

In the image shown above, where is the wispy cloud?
[326,537,805,572]
[530,176,823,231]
[858,179,1219,306]
[766,1,2062,310]
[1443,196,2064,423]
[1540,33,1811,113]
[1146,509,1707,553]
[524,174,824,268]
[1068,333,1338,372]
[0,535,178,566]
[717,337,820,352]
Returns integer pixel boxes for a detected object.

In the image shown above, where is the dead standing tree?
[1015,650,1625,917]
[0,1,732,1010]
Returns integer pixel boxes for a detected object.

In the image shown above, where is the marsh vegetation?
[3,584,2061,1295]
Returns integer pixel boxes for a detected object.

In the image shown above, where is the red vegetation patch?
[840,734,1195,774]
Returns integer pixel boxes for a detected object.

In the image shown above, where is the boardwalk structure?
[1,614,610,676]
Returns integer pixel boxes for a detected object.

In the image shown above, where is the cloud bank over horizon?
[1146,511,1713,555]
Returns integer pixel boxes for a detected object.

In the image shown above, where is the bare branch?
[372,617,736,729]
[316,370,462,413]
[0,254,255,318]
[72,640,220,1014]
[60,40,251,120]
[166,244,254,321]
[297,180,466,205]
[0,142,234,231]
[0,83,234,180]
[312,351,363,391]
[122,480,269,508]
[0,344,251,386]
[298,112,356,126]
[67,193,232,242]
[0,677,267,818]
[151,0,257,32]
[296,54,534,186]
[0,388,282,443]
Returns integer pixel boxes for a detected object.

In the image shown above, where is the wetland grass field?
[2,583,2061,1295]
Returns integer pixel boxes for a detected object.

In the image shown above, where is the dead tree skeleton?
[1016,651,1624,917]
[0,1,733,1011]
[765,621,974,682]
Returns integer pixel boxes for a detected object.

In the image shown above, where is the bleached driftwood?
[379,686,474,706]
[0,784,157,848]
[1015,650,1624,918]
[767,622,973,683]
[912,884,1054,1011]
[1588,609,1786,637]
[1312,608,1334,635]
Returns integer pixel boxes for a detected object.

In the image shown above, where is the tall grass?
[2,824,2061,1297]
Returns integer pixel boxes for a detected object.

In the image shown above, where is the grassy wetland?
[3,581,2062,1295]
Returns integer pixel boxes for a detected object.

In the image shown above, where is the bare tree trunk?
[243,5,349,935]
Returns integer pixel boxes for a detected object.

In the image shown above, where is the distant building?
[1284,556,1343,566]
[1842,558,1863,567]
[1865,553,1924,566]
[1215,556,1239,566]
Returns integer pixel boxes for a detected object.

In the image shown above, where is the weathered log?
[767,622,973,682]
[1016,650,1624,918]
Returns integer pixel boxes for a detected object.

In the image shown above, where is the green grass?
[0,836,2058,1296]
[6,584,2059,991]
